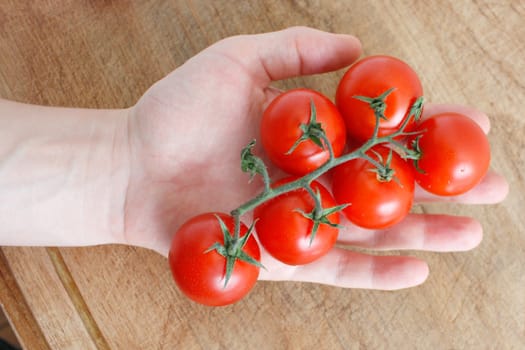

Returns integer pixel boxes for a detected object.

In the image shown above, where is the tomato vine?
[227,92,425,269]
[235,92,424,219]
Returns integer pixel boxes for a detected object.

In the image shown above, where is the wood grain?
[0,249,50,349]
[0,0,524,349]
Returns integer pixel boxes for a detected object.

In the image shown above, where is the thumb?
[209,26,362,85]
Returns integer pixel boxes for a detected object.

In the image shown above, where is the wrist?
[92,107,131,246]
[0,99,131,247]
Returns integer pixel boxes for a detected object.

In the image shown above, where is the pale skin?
[0,27,508,291]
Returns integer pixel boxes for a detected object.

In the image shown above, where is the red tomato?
[168,213,260,306]
[254,177,339,265]
[331,146,415,229]
[336,55,423,143]
[409,112,490,196]
[260,88,347,175]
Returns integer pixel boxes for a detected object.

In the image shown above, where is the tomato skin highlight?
[254,178,339,265]
[168,213,260,306]
[410,112,491,196]
[331,147,415,229]
[336,55,423,143]
[260,88,347,176]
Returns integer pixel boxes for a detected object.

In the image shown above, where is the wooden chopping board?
[0,1,524,349]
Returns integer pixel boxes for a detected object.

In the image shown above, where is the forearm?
[0,98,130,247]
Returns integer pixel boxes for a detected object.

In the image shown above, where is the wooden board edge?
[0,248,52,350]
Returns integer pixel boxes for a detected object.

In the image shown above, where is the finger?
[422,103,491,133]
[337,214,483,252]
[259,248,429,290]
[211,26,362,85]
[415,170,509,204]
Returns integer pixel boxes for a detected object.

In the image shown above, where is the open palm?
[123,27,508,290]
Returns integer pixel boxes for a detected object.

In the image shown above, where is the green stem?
[233,213,242,241]
[232,138,371,218]
[257,158,272,193]
[359,153,384,170]
[304,184,322,219]
[316,130,335,162]
[231,95,424,233]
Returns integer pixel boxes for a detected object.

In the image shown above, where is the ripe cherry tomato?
[336,55,423,143]
[254,177,339,265]
[331,146,415,229]
[260,88,346,176]
[409,112,490,196]
[168,213,260,306]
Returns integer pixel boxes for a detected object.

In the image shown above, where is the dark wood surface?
[0,1,524,349]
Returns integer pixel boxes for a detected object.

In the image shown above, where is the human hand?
[124,27,508,290]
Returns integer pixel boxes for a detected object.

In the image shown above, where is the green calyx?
[367,148,398,183]
[353,88,396,121]
[296,187,348,246]
[205,215,264,288]
[297,205,347,246]
[404,135,425,174]
[286,99,326,154]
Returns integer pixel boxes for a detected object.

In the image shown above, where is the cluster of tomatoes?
[169,56,491,306]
